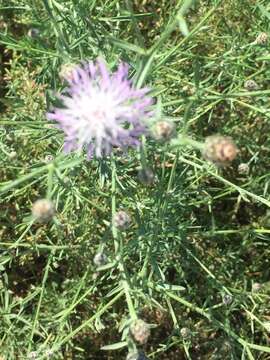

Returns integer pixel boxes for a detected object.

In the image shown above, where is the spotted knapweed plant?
[2,1,270,360]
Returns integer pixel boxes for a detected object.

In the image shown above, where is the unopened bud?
[126,351,149,360]
[180,327,191,339]
[138,167,155,186]
[244,79,259,91]
[44,154,54,163]
[223,294,233,305]
[202,135,238,166]
[238,163,249,175]
[32,199,55,223]
[27,28,40,38]
[255,32,268,45]
[252,282,261,292]
[113,211,131,230]
[153,121,176,141]
[130,319,150,344]
[45,349,54,357]
[6,134,13,142]
[28,352,38,359]
[93,252,107,267]
[9,151,17,160]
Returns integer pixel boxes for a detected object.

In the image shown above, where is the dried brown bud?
[152,121,176,141]
[202,135,238,166]
[32,199,55,223]
[130,319,150,344]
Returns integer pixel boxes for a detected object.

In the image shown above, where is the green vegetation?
[1,0,270,359]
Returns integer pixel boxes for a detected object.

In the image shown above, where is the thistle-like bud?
[138,168,155,186]
[27,28,40,38]
[202,135,238,166]
[223,294,233,305]
[255,32,268,45]
[113,211,131,230]
[6,134,13,142]
[28,352,38,359]
[152,121,176,142]
[238,163,249,175]
[180,327,191,339]
[126,351,149,360]
[9,151,17,160]
[244,79,259,91]
[44,154,54,163]
[93,252,107,267]
[32,199,55,223]
[45,349,54,357]
[130,319,150,344]
[252,282,261,292]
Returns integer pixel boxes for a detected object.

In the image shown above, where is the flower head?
[47,59,153,158]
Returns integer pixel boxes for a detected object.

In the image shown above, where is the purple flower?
[47,59,153,158]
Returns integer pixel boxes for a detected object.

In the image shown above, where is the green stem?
[171,134,204,151]
[28,254,52,352]
[165,291,270,354]
[39,291,124,359]
[111,158,137,320]
[46,164,54,199]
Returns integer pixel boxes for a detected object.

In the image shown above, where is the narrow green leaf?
[101,341,128,351]
[178,15,189,36]
[258,4,270,21]
[107,37,146,55]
